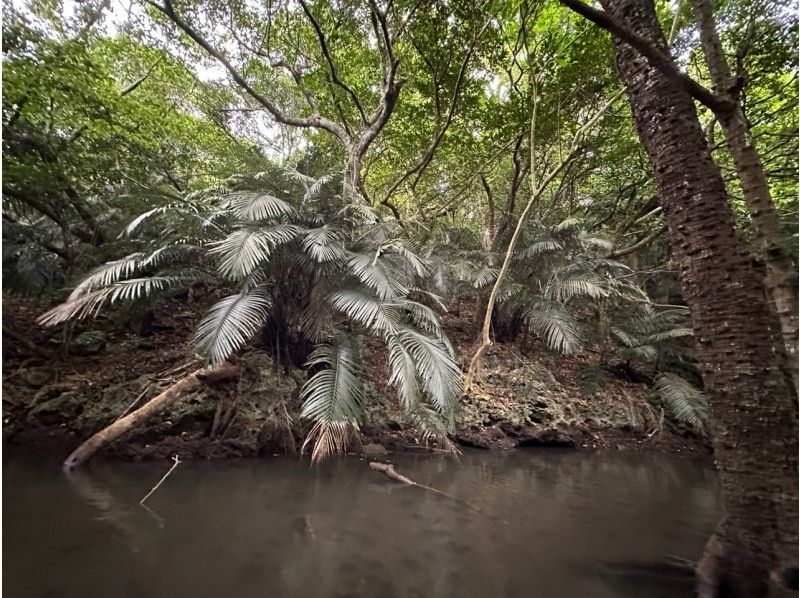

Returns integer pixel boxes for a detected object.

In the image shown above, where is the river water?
[3,449,720,598]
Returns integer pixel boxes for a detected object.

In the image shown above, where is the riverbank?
[2,292,708,461]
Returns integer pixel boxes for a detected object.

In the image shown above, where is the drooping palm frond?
[408,404,460,454]
[66,245,192,300]
[578,232,614,252]
[375,239,430,278]
[211,224,304,280]
[303,173,337,204]
[393,327,461,419]
[228,191,296,221]
[346,251,407,300]
[38,276,180,326]
[194,290,272,364]
[302,225,345,262]
[553,216,582,232]
[471,265,498,289]
[68,252,148,299]
[654,373,708,432]
[611,308,693,365]
[300,338,364,462]
[546,274,609,301]
[525,300,583,354]
[519,237,563,257]
[328,289,401,336]
[387,335,422,411]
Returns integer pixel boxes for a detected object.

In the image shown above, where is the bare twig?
[140,455,182,505]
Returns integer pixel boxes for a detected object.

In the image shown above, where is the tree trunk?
[597,0,798,594]
[691,0,798,386]
[63,362,239,470]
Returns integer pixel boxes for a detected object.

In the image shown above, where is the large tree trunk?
[691,0,798,386]
[597,0,798,594]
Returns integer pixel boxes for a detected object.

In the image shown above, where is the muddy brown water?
[3,448,720,598]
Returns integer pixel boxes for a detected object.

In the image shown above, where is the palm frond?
[38,276,179,326]
[393,327,461,419]
[300,338,364,461]
[67,252,148,300]
[654,373,708,432]
[648,327,693,342]
[579,233,614,252]
[525,301,583,354]
[328,289,401,336]
[194,290,271,364]
[303,173,337,204]
[376,240,430,277]
[302,225,345,262]
[387,335,422,411]
[211,225,303,280]
[519,238,563,257]
[553,216,582,232]
[229,191,296,221]
[472,266,498,289]
[546,275,608,301]
[346,252,406,300]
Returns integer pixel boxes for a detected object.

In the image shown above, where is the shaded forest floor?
[2,291,708,461]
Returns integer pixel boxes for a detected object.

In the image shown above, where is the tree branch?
[147,0,349,144]
[609,225,667,258]
[559,0,735,114]
[298,0,368,125]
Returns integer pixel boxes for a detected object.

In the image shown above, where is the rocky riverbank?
[2,293,707,462]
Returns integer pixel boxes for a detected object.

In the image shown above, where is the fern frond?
[194,290,271,364]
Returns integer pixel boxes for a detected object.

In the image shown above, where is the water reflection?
[4,449,720,598]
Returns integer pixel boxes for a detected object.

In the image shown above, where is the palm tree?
[39,167,462,461]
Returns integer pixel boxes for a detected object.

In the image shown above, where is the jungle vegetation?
[2,0,797,593]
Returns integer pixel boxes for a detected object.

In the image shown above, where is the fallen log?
[63,362,239,470]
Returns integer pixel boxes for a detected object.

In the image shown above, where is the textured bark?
[691,0,798,386]
[596,0,798,594]
[63,363,239,470]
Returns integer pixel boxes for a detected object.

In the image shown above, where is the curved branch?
[609,226,667,258]
[147,0,349,144]
[559,0,735,114]
[298,0,368,125]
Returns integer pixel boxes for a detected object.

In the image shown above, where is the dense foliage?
[4,0,796,455]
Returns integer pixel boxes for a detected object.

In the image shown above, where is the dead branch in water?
[140,455,181,505]
[63,362,240,470]
[368,462,461,503]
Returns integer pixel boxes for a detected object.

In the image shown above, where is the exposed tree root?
[63,362,239,470]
